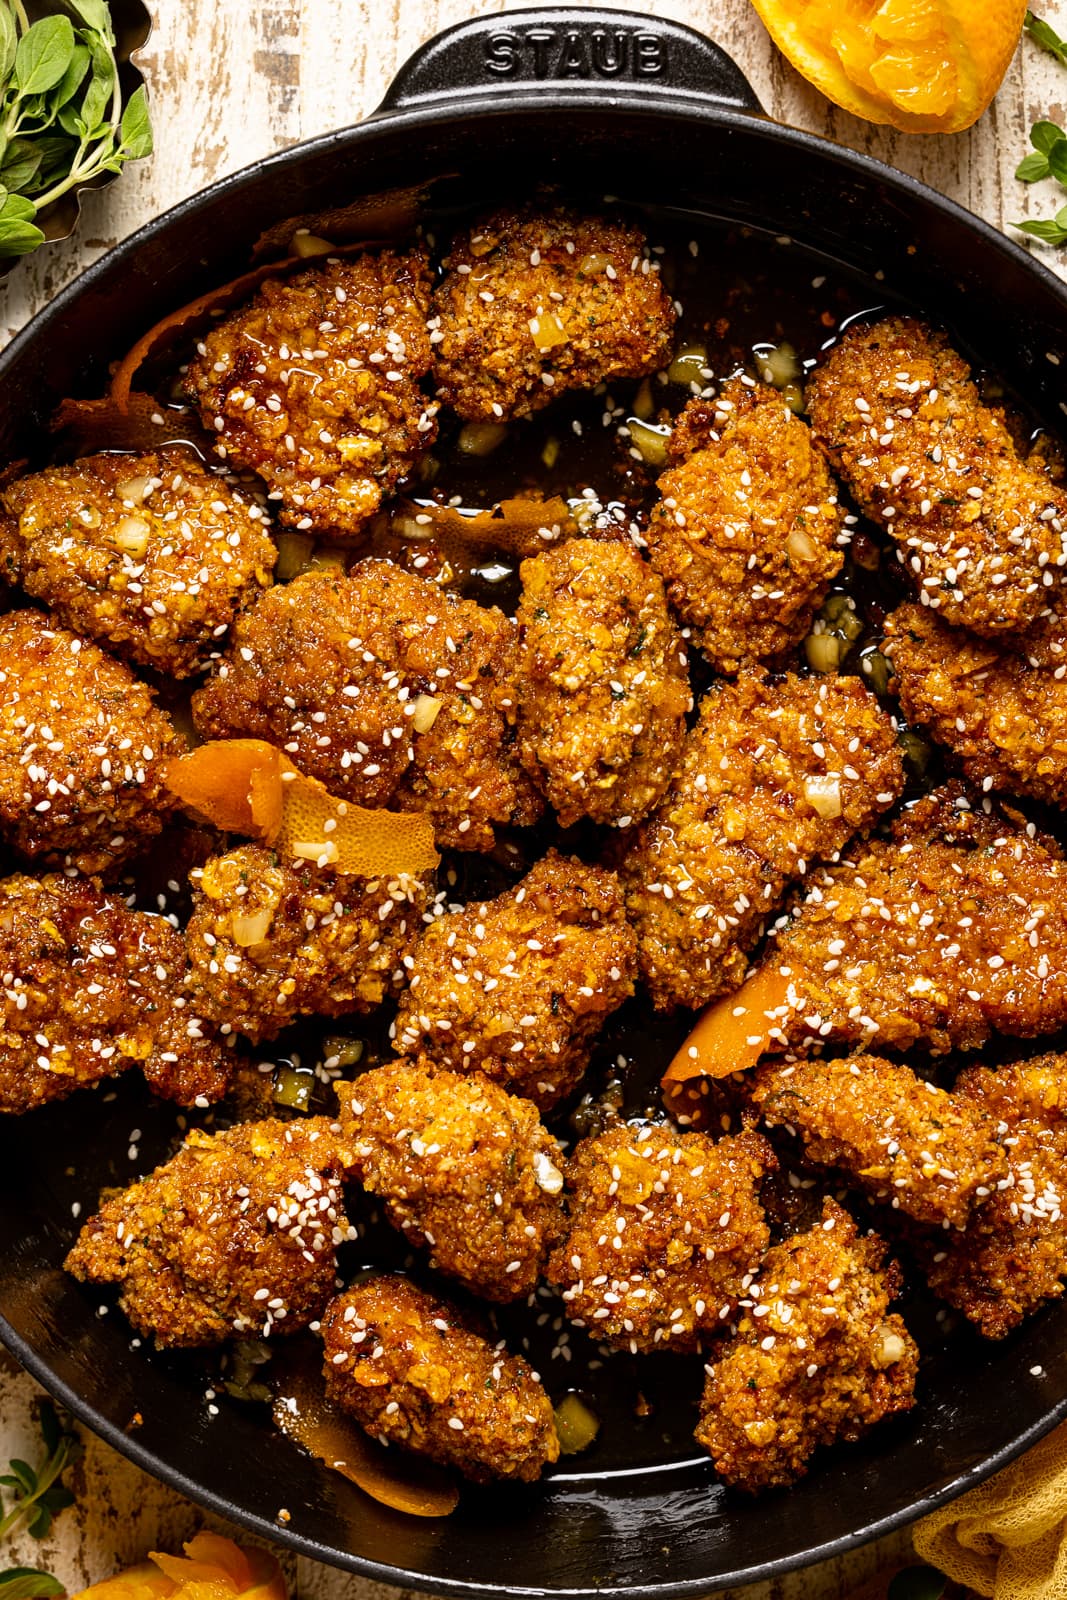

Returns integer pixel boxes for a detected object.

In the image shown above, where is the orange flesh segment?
[663,965,795,1084]
[73,1538,286,1600]
[165,739,439,877]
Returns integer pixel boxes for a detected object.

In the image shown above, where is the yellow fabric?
[913,1422,1067,1599]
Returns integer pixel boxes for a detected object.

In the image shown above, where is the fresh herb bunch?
[0,1400,79,1600]
[1013,15,1067,243]
[0,0,152,260]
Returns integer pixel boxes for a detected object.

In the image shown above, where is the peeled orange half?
[749,0,1028,133]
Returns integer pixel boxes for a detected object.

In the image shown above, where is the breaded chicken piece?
[885,602,1067,809]
[695,1199,918,1490]
[646,381,844,673]
[184,251,437,538]
[322,1275,559,1482]
[184,843,430,1043]
[192,562,541,851]
[393,850,636,1111]
[617,672,904,1012]
[0,608,184,875]
[432,205,676,421]
[0,450,276,676]
[760,785,1067,1055]
[911,1056,1067,1338]
[65,1117,356,1346]
[807,318,1067,636]
[750,1054,1007,1229]
[515,539,690,827]
[336,1062,566,1302]
[0,870,230,1113]
[547,1122,773,1353]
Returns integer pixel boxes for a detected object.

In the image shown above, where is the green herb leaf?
[1048,141,1067,185]
[53,39,90,109]
[65,0,114,45]
[0,142,40,192]
[35,1408,59,1463]
[0,1567,65,1600]
[1026,10,1067,66]
[0,9,16,84]
[1032,118,1065,151]
[119,83,151,158]
[887,1566,948,1600]
[0,214,44,256]
[1017,150,1050,181]
[0,193,39,222]
[14,16,76,96]
[4,1465,35,1499]
[1014,216,1067,242]
[78,36,114,134]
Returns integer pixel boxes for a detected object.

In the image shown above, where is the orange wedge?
[749,0,1028,133]
[73,1534,287,1600]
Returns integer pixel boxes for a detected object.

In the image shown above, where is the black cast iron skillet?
[2,10,1067,1596]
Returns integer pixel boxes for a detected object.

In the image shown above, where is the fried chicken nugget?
[0,449,276,676]
[760,785,1067,1055]
[185,843,431,1043]
[185,251,437,538]
[0,608,184,874]
[617,672,904,1012]
[807,318,1067,636]
[322,1274,559,1482]
[336,1061,566,1302]
[393,850,636,1111]
[431,205,676,421]
[515,538,690,827]
[911,1055,1067,1338]
[750,1054,1007,1229]
[65,1116,357,1346]
[885,602,1067,809]
[192,562,541,850]
[646,381,844,673]
[547,1122,774,1353]
[695,1199,918,1490]
[0,870,230,1113]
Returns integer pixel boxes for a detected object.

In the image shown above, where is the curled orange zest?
[272,1350,459,1518]
[663,964,795,1084]
[109,240,383,413]
[166,738,440,877]
[72,1533,286,1600]
[396,496,577,556]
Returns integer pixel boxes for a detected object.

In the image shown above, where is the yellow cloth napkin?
[912,1422,1067,1599]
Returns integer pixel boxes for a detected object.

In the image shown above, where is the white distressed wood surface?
[2,1,1066,1594]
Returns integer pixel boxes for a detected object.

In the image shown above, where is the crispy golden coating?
[192,563,540,851]
[911,1056,1067,1339]
[807,318,1067,636]
[763,785,1067,1055]
[0,450,276,677]
[431,205,676,421]
[885,602,1067,809]
[321,1275,559,1482]
[184,843,430,1044]
[617,672,904,1012]
[393,850,636,1111]
[184,251,437,538]
[0,608,183,875]
[65,1116,356,1346]
[0,870,230,1114]
[695,1199,918,1491]
[515,539,690,827]
[336,1061,566,1302]
[547,1123,773,1353]
[647,382,844,673]
[750,1054,1007,1229]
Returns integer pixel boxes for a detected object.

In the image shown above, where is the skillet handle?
[376,8,764,116]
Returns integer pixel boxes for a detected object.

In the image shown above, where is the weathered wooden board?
[1,1,1065,1594]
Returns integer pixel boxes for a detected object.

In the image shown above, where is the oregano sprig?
[0,0,152,260]
[0,1401,80,1600]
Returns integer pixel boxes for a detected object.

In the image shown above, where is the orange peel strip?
[110,240,384,413]
[72,1535,286,1600]
[165,738,439,877]
[398,496,577,556]
[663,964,795,1085]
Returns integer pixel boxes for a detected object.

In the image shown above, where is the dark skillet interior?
[4,14,1067,1596]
